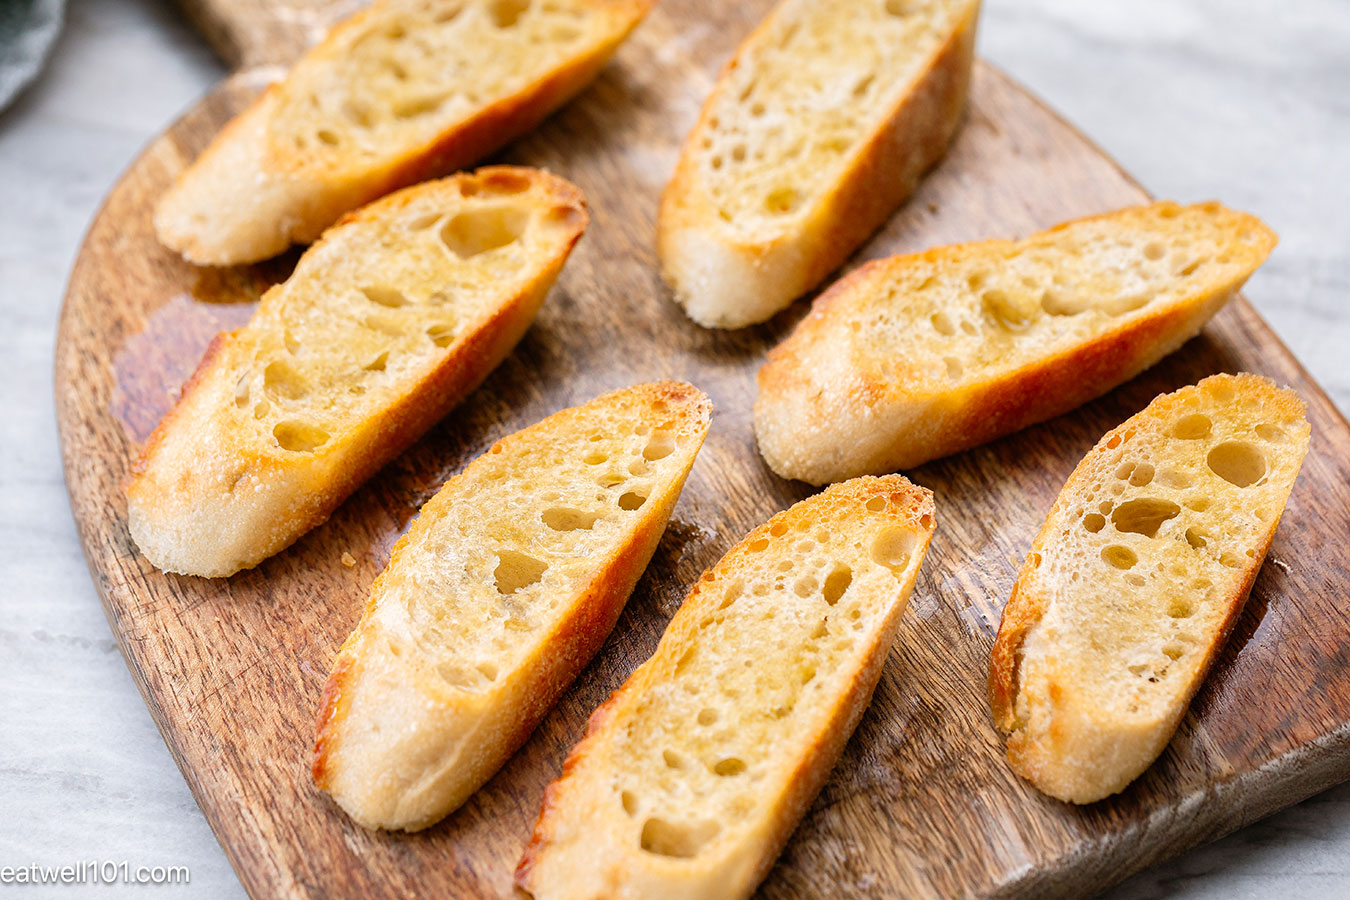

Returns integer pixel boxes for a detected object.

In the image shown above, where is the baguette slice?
[517,475,936,900]
[658,0,980,328]
[155,0,650,265]
[312,382,712,831]
[989,373,1309,803]
[756,201,1278,484]
[128,168,587,577]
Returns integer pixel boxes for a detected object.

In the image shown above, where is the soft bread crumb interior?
[224,170,582,457]
[692,0,974,234]
[369,386,707,691]
[1014,375,1309,729]
[269,0,616,173]
[599,486,931,861]
[842,203,1276,390]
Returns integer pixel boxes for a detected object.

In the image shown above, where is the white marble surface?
[0,0,1346,896]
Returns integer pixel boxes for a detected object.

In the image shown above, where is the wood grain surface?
[54,2,1350,898]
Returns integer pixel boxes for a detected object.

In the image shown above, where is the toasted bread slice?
[988,374,1309,804]
[311,382,712,831]
[517,475,935,899]
[127,168,587,577]
[155,0,650,265]
[755,201,1278,484]
[657,0,980,328]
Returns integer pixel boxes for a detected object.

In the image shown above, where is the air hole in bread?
[1083,513,1106,533]
[1203,378,1236,404]
[1101,545,1137,570]
[1168,597,1197,618]
[713,757,747,777]
[620,790,638,816]
[1255,423,1285,442]
[544,205,584,230]
[439,205,529,258]
[1208,441,1266,487]
[263,360,309,400]
[1161,643,1186,661]
[1129,463,1155,487]
[341,100,373,128]
[482,170,532,195]
[363,351,390,372]
[930,311,955,335]
[494,550,546,594]
[541,507,600,531]
[870,527,915,573]
[822,564,852,606]
[1110,498,1180,538]
[643,431,676,460]
[1143,241,1166,260]
[489,0,530,28]
[865,496,886,512]
[1102,293,1151,316]
[316,129,340,146]
[1185,526,1210,550]
[360,284,409,308]
[253,400,269,419]
[982,289,1034,331]
[748,538,769,553]
[943,356,963,379]
[719,580,743,610]
[426,323,456,347]
[639,817,718,858]
[233,375,251,408]
[663,749,685,769]
[1173,413,1212,440]
[618,491,647,511]
[477,661,499,682]
[792,576,818,598]
[407,211,442,230]
[697,708,718,726]
[765,187,799,215]
[273,420,329,452]
[1157,467,1191,489]
[583,450,607,466]
[1039,288,1087,317]
[364,313,406,336]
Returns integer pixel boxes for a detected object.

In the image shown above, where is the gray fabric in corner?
[0,0,65,110]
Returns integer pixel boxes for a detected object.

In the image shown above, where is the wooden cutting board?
[54,2,1350,898]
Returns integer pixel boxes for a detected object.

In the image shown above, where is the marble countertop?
[1,0,1345,896]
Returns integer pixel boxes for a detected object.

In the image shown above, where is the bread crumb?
[341,552,356,568]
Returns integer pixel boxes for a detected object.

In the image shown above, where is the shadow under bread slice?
[755,201,1277,485]
[989,373,1310,804]
[312,382,712,832]
[518,475,935,900]
[127,167,587,577]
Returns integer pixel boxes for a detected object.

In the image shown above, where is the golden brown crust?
[312,382,712,832]
[517,476,936,899]
[988,374,1309,803]
[128,168,588,577]
[657,0,979,328]
[755,202,1279,484]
